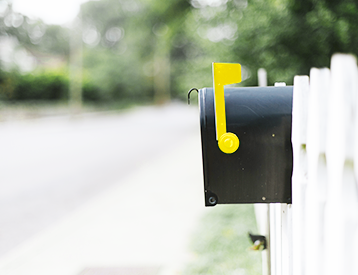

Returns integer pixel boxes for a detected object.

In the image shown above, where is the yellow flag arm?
[212,62,242,154]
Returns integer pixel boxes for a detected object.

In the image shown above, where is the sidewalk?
[0,108,209,275]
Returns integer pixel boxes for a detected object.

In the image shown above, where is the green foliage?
[11,71,69,100]
[0,69,100,102]
[229,0,358,84]
[82,47,153,101]
[36,25,70,57]
[169,0,358,88]
[2,0,358,102]
[0,3,70,62]
[82,79,102,102]
[184,205,261,275]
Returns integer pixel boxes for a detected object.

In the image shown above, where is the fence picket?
[257,54,358,275]
[305,68,330,275]
[291,75,309,275]
[324,54,358,275]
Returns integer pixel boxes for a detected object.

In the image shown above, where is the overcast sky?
[12,0,89,25]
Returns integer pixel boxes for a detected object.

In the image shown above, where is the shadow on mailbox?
[189,63,293,206]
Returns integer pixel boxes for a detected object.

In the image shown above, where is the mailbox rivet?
[262,197,266,201]
[208,196,217,205]
[272,134,275,137]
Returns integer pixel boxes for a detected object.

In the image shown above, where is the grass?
[183,204,262,275]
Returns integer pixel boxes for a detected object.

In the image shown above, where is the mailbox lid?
[199,86,293,206]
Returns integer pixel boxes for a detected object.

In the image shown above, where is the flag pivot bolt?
[218,132,240,154]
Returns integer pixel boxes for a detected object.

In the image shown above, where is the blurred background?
[0,0,357,274]
[1,0,357,110]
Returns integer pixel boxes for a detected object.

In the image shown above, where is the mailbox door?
[199,87,293,206]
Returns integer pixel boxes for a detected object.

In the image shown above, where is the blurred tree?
[80,0,152,102]
[171,0,249,96]
[0,1,70,70]
[80,0,193,102]
[231,0,358,85]
[142,0,192,102]
[174,0,358,87]
[2,0,358,103]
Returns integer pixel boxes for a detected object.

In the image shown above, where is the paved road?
[0,103,208,274]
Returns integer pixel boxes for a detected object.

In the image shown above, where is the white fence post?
[281,203,292,275]
[304,68,330,275]
[291,75,309,275]
[255,68,270,275]
[288,54,358,275]
[269,203,292,275]
[257,54,358,275]
[324,54,358,275]
[355,55,358,274]
[258,68,268,87]
[254,204,270,275]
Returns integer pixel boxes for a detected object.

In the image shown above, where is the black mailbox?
[190,63,293,206]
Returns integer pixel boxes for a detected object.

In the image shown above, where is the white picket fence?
[258,53,358,275]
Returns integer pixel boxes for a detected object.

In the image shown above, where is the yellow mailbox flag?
[212,62,242,154]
